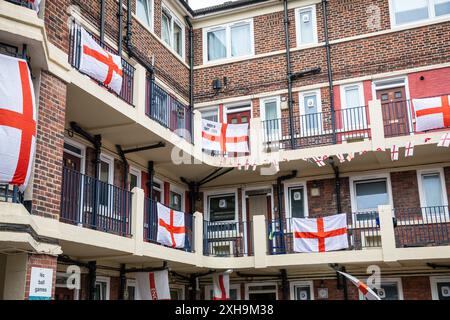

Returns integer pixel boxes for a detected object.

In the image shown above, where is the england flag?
[413,95,450,132]
[135,270,171,300]
[202,119,249,154]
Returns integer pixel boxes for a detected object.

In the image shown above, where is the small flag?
[337,154,346,163]
[424,137,432,143]
[437,132,450,147]
[312,156,326,167]
[337,271,381,300]
[404,141,414,157]
[390,145,399,161]
[346,152,354,162]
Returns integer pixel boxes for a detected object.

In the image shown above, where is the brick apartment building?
[0,0,450,300]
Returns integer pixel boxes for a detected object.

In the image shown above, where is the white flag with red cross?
[390,144,399,161]
[201,119,249,154]
[312,156,326,167]
[0,54,37,191]
[212,273,230,300]
[437,132,450,147]
[293,214,349,253]
[79,27,123,95]
[157,202,186,249]
[413,95,450,132]
[135,270,171,300]
[337,271,381,300]
[405,141,414,157]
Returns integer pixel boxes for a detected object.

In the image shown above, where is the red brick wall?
[313,279,359,300]
[402,276,432,300]
[390,171,421,209]
[25,254,58,300]
[32,72,67,219]
[307,177,351,217]
[408,67,450,99]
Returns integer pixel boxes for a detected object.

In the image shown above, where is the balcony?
[0,184,22,204]
[146,76,193,143]
[262,105,370,150]
[60,167,132,237]
[4,0,33,9]
[203,220,253,257]
[68,24,135,105]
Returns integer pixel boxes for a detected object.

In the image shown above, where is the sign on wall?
[29,267,54,300]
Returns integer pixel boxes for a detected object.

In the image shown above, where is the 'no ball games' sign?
[29,267,53,300]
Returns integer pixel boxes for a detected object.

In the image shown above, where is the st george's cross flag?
[79,27,123,95]
[202,119,249,154]
[412,95,450,132]
[293,214,349,253]
[337,271,381,300]
[0,54,37,191]
[437,132,450,148]
[135,270,171,300]
[212,273,230,300]
[28,0,41,12]
[157,202,186,249]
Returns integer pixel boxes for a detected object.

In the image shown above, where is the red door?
[377,87,411,137]
[226,110,251,156]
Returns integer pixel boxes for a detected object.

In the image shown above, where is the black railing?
[262,106,370,150]
[146,76,193,143]
[0,184,22,203]
[69,23,135,105]
[60,167,132,236]
[144,197,194,252]
[394,206,450,248]
[5,0,33,9]
[203,220,253,257]
[267,212,381,255]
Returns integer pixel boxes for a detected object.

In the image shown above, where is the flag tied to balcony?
[293,214,349,253]
[79,27,123,95]
[202,119,249,154]
[157,202,186,249]
[413,95,450,132]
[337,271,381,300]
[0,53,36,191]
[135,270,171,300]
[212,273,230,300]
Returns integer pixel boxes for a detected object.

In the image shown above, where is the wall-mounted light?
[311,181,320,197]
[420,76,425,81]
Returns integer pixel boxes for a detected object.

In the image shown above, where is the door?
[300,92,322,137]
[54,287,76,300]
[246,194,270,255]
[227,110,251,156]
[376,87,410,137]
[62,152,82,224]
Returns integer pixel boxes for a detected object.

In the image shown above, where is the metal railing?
[203,220,253,257]
[68,23,135,105]
[143,197,194,252]
[262,106,370,150]
[0,184,22,203]
[60,167,132,236]
[394,206,450,248]
[5,0,33,9]
[145,76,193,143]
[267,211,381,255]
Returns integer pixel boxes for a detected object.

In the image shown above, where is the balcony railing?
[146,76,193,143]
[143,197,194,252]
[0,184,22,203]
[262,106,370,150]
[267,212,381,255]
[203,220,253,257]
[394,206,450,248]
[60,167,132,237]
[5,0,33,9]
[69,24,135,105]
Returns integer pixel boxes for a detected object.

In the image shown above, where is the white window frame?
[290,280,314,300]
[99,153,114,185]
[299,89,323,136]
[430,276,450,300]
[223,101,252,123]
[153,177,164,203]
[260,96,282,141]
[125,279,136,300]
[170,284,186,300]
[135,0,154,31]
[169,184,185,212]
[129,166,142,191]
[63,138,86,174]
[417,168,449,221]
[339,82,367,132]
[284,181,309,220]
[389,0,450,27]
[294,5,318,47]
[161,5,185,58]
[95,276,110,300]
[203,19,255,64]
[204,189,239,222]
[200,106,220,121]
[205,284,241,300]
[358,278,404,300]
[245,282,278,300]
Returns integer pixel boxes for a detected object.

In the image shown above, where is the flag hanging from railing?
[293,214,348,253]
[212,273,230,300]
[412,95,450,132]
[135,270,171,300]
[157,202,186,249]
[79,27,123,95]
[0,53,36,191]
[202,119,249,154]
[337,271,381,300]
[28,0,41,12]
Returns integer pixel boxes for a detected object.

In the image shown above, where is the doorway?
[226,106,251,157]
[246,283,278,300]
[245,188,272,255]
[376,85,411,137]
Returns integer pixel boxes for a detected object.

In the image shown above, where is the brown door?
[62,152,82,224]
[63,152,81,171]
[246,194,271,255]
[226,110,251,156]
[376,87,410,137]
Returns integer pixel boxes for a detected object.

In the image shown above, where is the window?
[161,7,184,57]
[201,108,219,122]
[431,276,450,300]
[340,83,367,130]
[299,90,322,136]
[170,285,185,300]
[290,281,314,300]
[351,176,391,220]
[245,283,278,300]
[359,279,403,300]
[288,186,306,218]
[205,20,253,63]
[136,0,153,29]
[94,277,110,300]
[390,0,450,26]
[99,154,114,207]
[129,167,141,191]
[417,169,449,218]
[260,97,281,141]
[205,284,241,300]
[295,6,318,45]
[170,190,182,211]
[125,279,136,300]
[208,194,236,222]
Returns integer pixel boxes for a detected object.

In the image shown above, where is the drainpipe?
[185,15,195,143]
[118,0,123,55]
[322,0,337,144]
[100,0,105,43]
[88,261,97,300]
[281,269,289,300]
[119,264,126,299]
[116,145,129,189]
[283,0,296,149]
[276,170,297,251]
[328,157,342,213]
[147,161,154,201]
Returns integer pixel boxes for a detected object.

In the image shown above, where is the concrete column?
[368,100,385,149]
[253,215,268,268]
[250,117,263,164]
[378,205,398,263]
[134,64,147,119]
[2,254,27,300]
[193,211,204,267]
[131,187,145,255]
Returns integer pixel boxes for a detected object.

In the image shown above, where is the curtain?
[207,29,226,61]
[231,23,251,57]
